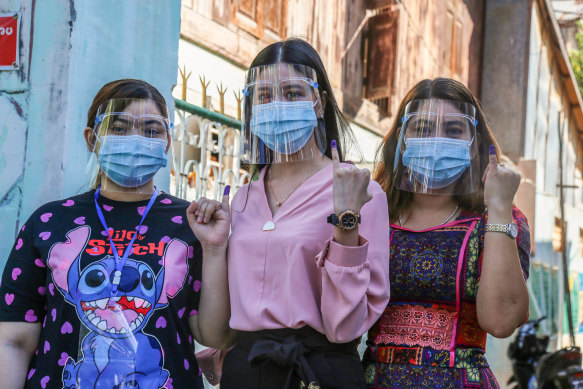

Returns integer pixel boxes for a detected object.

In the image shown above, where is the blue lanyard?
[94,187,159,306]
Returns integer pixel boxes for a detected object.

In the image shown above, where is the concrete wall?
[0,0,181,269]
[480,0,533,161]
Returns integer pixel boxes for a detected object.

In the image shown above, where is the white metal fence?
[172,99,250,202]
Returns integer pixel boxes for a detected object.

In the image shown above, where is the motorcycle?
[507,316,549,389]
[507,316,583,389]
[535,346,583,389]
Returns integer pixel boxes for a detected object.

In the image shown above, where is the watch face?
[509,223,518,239]
[341,213,357,229]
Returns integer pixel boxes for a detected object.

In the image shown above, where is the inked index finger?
[331,140,340,172]
[488,144,498,165]
[222,185,231,213]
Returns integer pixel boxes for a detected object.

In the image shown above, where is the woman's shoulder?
[230,183,251,213]
[510,205,528,223]
[367,179,385,196]
[158,192,190,208]
[28,191,94,217]
[16,191,94,236]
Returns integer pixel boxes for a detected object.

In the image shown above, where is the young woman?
[363,78,530,388]
[0,79,230,388]
[191,38,391,388]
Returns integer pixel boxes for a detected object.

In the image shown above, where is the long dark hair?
[374,78,500,217]
[87,79,168,189]
[245,38,357,174]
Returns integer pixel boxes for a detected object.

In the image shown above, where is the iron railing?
[172,98,250,201]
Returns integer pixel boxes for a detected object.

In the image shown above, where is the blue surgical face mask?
[402,137,471,189]
[97,135,168,187]
[250,100,318,154]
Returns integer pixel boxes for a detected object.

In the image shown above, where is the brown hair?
[373,78,501,218]
[87,79,168,188]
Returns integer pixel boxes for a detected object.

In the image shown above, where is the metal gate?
[172,98,250,201]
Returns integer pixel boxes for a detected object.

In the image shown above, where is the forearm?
[192,246,234,348]
[333,227,359,247]
[477,209,529,337]
[0,344,34,388]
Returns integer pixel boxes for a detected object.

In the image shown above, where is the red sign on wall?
[0,13,20,70]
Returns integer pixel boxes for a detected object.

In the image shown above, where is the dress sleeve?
[314,185,391,343]
[0,216,47,323]
[512,206,531,280]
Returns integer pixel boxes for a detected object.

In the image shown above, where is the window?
[230,0,287,40]
[435,1,467,79]
[363,6,399,113]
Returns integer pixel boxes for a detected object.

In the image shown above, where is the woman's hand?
[331,140,372,214]
[482,145,521,216]
[186,186,231,251]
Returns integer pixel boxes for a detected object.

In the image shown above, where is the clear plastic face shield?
[241,63,326,164]
[87,98,173,194]
[393,99,480,195]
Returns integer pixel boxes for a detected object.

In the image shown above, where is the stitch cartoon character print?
[0,191,203,389]
[48,225,188,388]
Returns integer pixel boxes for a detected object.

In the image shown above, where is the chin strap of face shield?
[94,187,159,307]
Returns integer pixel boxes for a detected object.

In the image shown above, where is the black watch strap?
[327,214,339,226]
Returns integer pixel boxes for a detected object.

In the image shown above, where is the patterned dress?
[364,207,530,388]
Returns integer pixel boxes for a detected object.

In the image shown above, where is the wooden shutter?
[212,0,230,25]
[264,0,286,38]
[230,0,286,39]
[443,1,466,79]
[231,0,262,37]
[442,10,454,71]
[364,10,399,99]
[452,19,463,77]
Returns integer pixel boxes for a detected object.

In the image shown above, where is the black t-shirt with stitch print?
[0,190,204,389]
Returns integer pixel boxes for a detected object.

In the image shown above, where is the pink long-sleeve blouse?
[227,163,390,343]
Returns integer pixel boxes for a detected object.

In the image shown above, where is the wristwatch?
[327,210,361,231]
[485,222,518,239]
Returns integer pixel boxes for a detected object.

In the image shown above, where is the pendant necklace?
[267,162,321,207]
[263,162,322,231]
[398,204,459,228]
